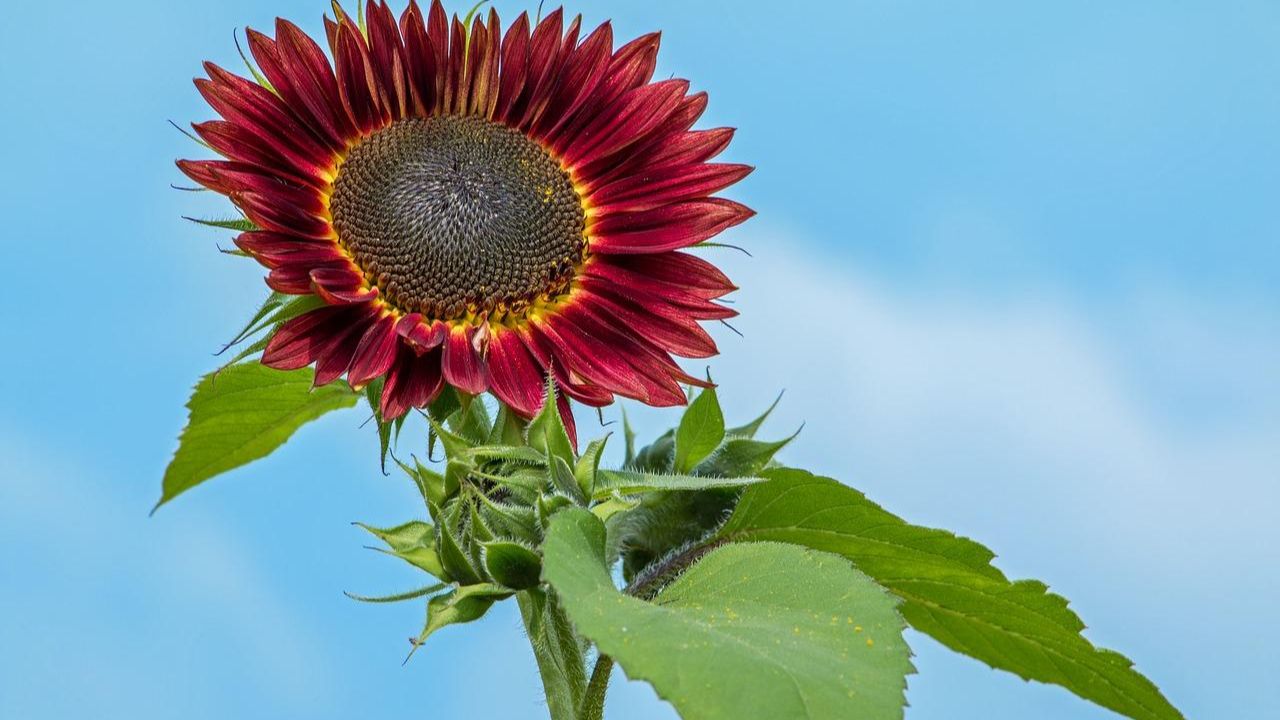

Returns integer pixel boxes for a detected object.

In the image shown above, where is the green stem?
[579,654,615,720]
[518,590,587,720]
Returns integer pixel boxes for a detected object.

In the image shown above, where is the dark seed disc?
[330,115,587,318]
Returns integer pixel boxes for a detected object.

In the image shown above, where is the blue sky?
[1,1,1276,718]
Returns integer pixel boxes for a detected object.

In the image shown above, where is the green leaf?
[407,583,512,661]
[528,376,574,466]
[693,431,797,478]
[592,469,762,499]
[357,520,445,579]
[719,468,1183,720]
[157,364,359,510]
[543,509,913,720]
[673,384,725,472]
[726,391,784,439]
[483,540,543,590]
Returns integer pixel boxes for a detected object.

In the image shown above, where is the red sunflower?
[179,1,752,423]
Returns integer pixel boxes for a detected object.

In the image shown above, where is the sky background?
[1,1,1277,718]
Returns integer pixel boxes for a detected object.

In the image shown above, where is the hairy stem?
[625,537,725,600]
[578,655,615,720]
[519,590,587,720]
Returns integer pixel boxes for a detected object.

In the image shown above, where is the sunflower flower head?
[179,0,753,423]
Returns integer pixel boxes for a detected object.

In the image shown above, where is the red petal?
[248,23,356,148]
[442,325,489,394]
[347,313,399,388]
[237,235,344,269]
[313,320,368,386]
[199,63,335,166]
[231,190,333,239]
[493,12,531,123]
[334,20,390,134]
[396,314,449,353]
[365,0,411,120]
[558,79,689,167]
[381,345,445,419]
[554,32,660,144]
[444,18,466,114]
[577,93,710,186]
[486,328,547,417]
[201,163,313,201]
[589,163,753,214]
[426,0,450,115]
[530,314,648,400]
[587,251,737,300]
[533,21,613,142]
[310,267,378,304]
[234,230,333,259]
[576,285,718,358]
[519,328,614,407]
[263,303,377,370]
[511,7,565,130]
[558,391,578,449]
[590,199,754,254]
[400,0,441,115]
[192,121,323,187]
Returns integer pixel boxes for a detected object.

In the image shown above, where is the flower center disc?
[330,116,587,318]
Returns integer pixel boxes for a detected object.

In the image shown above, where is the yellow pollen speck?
[854,625,863,632]
[866,638,875,647]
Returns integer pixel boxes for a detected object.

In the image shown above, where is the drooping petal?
[381,345,445,419]
[442,324,488,394]
[263,303,378,370]
[486,328,546,417]
[347,313,399,388]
